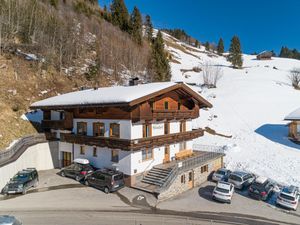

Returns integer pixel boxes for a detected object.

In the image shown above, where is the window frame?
[201,164,209,173]
[180,120,186,132]
[164,122,170,135]
[142,148,153,161]
[143,123,152,138]
[110,123,120,138]
[77,122,87,135]
[93,122,105,137]
[164,101,169,110]
[111,150,119,163]
[80,145,85,155]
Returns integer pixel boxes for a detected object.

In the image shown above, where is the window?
[164,101,169,110]
[201,165,208,173]
[93,147,97,157]
[181,174,185,184]
[179,141,187,151]
[80,146,85,155]
[188,172,193,182]
[180,121,186,132]
[177,102,181,110]
[164,122,170,135]
[143,124,152,138]
[59,111,65,120]
[77,122,87,135]
[111,150,119,163]
[93,122,105,136]
[142,149,153,161]
[110,123,120,138]
[149,101,155,110]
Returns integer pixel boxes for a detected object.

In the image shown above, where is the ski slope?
[164,33,300,186]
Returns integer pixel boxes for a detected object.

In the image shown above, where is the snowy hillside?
[164,32,300,187]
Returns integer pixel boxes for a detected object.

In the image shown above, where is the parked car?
[1,168,39,195]
[84,168,125,194]
[60,158,94,181]
[248,176,274,201]
[0,215,22,225]
[228,171,255,190]
[212,181,234,203]
[212,168,231,182]
[276,186,299,211]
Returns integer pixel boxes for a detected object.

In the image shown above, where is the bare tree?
[288,68,300,89]
[202,61,223,88]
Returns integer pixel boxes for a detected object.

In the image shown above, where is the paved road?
[0,170,299,225]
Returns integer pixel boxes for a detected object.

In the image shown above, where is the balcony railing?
[60,128,204,151]
[42,120,72,130]
[152,109,198,120]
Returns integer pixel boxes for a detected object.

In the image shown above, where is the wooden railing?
[60,129,204,151]
[42,120,72,130]
[152,109,198,120]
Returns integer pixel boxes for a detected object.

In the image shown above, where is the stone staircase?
[141,166,174,187]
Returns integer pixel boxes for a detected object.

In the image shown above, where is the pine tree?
[111,0,129,32]
[129,6,143,45]
[144,15,153,42]
[195,40,199,48]
[103,5,112,22]
[150,31,171,81]
[205,41,210,51]
[217,38,224,55]
[228,35,243,68]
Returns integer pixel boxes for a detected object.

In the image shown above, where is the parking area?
[0,170,299,225]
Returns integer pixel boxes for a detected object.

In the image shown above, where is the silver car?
[228,171,255,190]
[212,168,231,182]
[0,216,22,225]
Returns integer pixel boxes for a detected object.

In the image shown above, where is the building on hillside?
[285,107,300,143]
[256,51,273,60]
[30,81,224,199]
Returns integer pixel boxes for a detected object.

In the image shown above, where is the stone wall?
[158,156,223,200]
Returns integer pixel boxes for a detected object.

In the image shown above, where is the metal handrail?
[0,133,52,166]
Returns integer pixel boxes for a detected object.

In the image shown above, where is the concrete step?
[147,171,169,178]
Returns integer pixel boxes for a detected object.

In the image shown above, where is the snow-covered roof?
[285,107,300,120]
[31,82,211,109]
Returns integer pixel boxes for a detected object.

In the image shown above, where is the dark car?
[248,176,274,201]
[1,168,39,195]
[60,158,94,181]
[84,168,125,194]
[0,215,22,225]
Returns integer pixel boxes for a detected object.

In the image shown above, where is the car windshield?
[216,187,229,193]
[280,193,295,201]
[12,173,30,181]
[230,175,242,182]
[216,170,226,175]
[113,173,123,181]
[81,164,93,170]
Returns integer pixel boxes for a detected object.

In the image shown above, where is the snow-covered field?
[165,33,300,187]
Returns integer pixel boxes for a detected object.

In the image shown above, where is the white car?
[212,181,234,203]
[276,186,299,211]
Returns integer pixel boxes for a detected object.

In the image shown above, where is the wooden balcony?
[60,128,204,151]
[152,109,198,120]
[42,120,73,130]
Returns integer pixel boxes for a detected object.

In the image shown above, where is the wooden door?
[63,152,72,167]
[188,171,194,189]
[164,145,170,163]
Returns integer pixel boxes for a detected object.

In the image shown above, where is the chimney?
[129,77,139,86]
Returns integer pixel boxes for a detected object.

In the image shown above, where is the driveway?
[0,170,299,225]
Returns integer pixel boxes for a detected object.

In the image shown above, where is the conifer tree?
[111,0,129,32]
[205,41,210,51]
[217,38,224,55]
[228,35,243,68]
[103,5,112,22]
[144,15,153,42]
[150,31,171,81]
[129,6,143,45]
[195,40,199,48]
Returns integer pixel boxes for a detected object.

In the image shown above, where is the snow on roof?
[285,107,300,120]
[31,82,205,108]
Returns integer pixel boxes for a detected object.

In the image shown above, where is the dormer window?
[164,101,169,110]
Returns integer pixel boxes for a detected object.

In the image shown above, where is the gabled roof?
[284,107,300,121]
[30,82,212,110]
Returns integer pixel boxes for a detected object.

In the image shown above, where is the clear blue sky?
[98,0,300,54]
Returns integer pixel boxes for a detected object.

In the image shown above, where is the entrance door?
[62,152,72,167]
[188,171,194,189]
[164,145,170,163]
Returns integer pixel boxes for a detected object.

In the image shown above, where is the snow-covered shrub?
[202,62,223,88]
[288,68,300,89]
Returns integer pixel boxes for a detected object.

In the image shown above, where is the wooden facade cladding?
[59,128,204,151]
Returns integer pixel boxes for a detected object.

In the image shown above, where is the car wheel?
[104,187,109,194]
[22,189,27,195]
[75,175,81,182]
[61,171,66,177]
